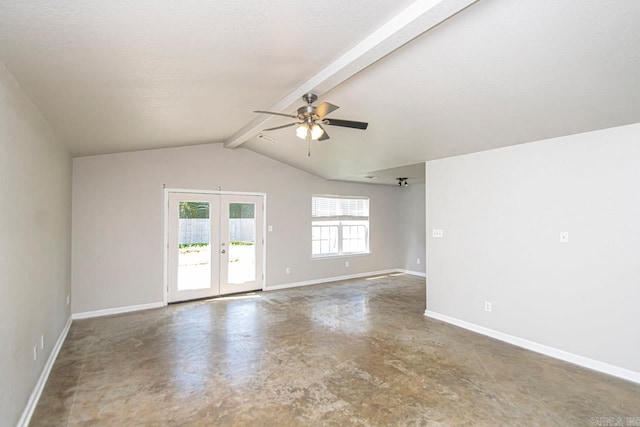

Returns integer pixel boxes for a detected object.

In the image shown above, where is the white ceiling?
[2,0,640,185]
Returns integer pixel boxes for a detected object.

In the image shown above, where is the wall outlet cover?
[432,229,443,238]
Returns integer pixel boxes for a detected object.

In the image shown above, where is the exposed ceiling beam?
[224,0,478,149]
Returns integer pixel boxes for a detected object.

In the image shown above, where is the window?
[312,196,369,257]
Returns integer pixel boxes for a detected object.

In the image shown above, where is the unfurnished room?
[1,0,640,426]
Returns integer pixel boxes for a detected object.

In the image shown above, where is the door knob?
[221,249,226,254]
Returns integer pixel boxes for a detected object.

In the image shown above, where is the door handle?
[221,249,226,254]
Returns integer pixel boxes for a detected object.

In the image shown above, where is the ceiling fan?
[254,93,368,156]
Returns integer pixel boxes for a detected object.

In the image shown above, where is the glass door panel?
[227,202,257,284]
[168,193,220,303]
[220,195,264,295]
[177,201,211,290]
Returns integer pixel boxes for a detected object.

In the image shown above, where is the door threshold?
[169,289,262,305]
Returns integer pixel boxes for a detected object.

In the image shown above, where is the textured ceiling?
[0,0,415,155]
[2,0,640,185]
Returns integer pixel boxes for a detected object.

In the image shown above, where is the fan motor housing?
[297,105,316,118]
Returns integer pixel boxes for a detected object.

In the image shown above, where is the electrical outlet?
[268,225,273,232]
[345,261,350,267]
[559,232,569,243]
[66,294,70,305]
[416,258,421,265]
[40,334,44,349]
[33,346,37,361]
[432,229,443,238]
[484,301,492,312]
[285,267,290,274]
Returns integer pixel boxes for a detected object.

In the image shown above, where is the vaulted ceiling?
[2,0,639,184]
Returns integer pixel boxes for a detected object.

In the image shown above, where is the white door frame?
[163,187,267,305]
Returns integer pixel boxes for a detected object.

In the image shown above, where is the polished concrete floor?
[32,275,640,426]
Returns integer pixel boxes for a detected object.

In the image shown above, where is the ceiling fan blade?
[324,118,369,130]
[262,122,297,131]
[314,102,339,119]
[254,110,297,119]
[317,125,330,141]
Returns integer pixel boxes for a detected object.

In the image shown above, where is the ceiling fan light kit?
[254,93,368,156]
[296,123,324,141]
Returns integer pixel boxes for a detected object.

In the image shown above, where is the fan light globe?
[310,124,324,140]
[296,126,308,139]
[296,124,325,141]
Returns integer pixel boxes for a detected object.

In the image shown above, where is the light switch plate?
[560,232,569,243]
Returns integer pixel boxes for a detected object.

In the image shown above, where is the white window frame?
[312,195,370,258]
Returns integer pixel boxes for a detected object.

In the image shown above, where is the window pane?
[331,229,338,252]
[340,223,368,254]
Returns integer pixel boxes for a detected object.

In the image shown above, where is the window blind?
[312,196,369,219]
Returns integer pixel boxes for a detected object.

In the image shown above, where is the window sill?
[311,252,371,260]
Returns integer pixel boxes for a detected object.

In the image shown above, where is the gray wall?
[426,123,640,374]
[0,63,72,426]
[398,182,426,274]
[72,143,405,313]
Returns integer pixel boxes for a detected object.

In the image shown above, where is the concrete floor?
[32,274,640,426]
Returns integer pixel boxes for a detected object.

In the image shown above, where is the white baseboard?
[72,301,165,320]
[17,316,72,427]
[424,310,640,385]
[265,269,403,291]
[397,269,426,278]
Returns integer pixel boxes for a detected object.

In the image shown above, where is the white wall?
[426,123,640,375]
[72,143,404,313]
[398,182,426,274]
[0,63,72,426]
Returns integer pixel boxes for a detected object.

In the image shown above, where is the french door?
[167,191,264,303]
